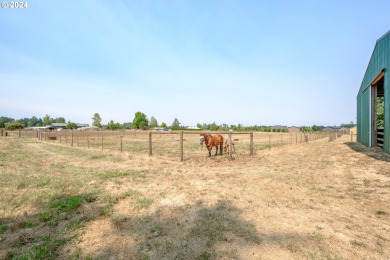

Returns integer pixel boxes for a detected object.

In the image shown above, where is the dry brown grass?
[0,135,389,259]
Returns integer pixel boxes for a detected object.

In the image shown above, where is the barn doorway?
[371,71,385,148]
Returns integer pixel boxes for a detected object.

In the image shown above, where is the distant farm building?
[357,31,389,153]
[322,126,341,132]
[77,126,100,131]
[48,123,88,130]
[287,126,301,133]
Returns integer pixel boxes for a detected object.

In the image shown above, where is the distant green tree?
[160,122,167,128]
[54,117,66,123]
[0,117,14,128]
[150,116,158,128]
[219,124,229,131]
[31,116,40,126]
[209,122,219,131]
[376,98,384,127]
[43,114,52,126]
[121,122,133,129]
[67,122,78,129]
[5,121,24,130]
[311,125,324,131]
[196,123,204,130]
[237,124,245,131]
[171,118,181,130]
[92,113,102,128]
[107,120,120,130]
[340,121,356,129]
[301,126,312,132]
[132,112,149,129]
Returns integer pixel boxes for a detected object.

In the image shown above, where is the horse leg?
[208,147,212,157]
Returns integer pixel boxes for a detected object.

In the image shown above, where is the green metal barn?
[357,31,390,153]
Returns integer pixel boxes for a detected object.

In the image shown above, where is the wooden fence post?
[101,135,103,150]
[18,130,21,138]
[149,132,152,156]
[229,131,233,160]
[120,136,123,152]
[250,132,254,155]
[268,135,271,150]
[87,135,89,149]
[180,131,184,161]
[71,133,74,146]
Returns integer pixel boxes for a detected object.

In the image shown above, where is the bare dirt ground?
[0,135,389,259]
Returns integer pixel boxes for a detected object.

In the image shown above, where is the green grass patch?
[135,197,154,209]
[110,214,127,228]
[66,216,89,232]
[0,223,9,234]
[376,210,388,215]
[137,215,153,223]
[26,221,37,228]
[124,188,141,198]
[100,205,114,217]
[12,235,66,260]
[97,169,147,180]
[47,196,83,212]
[150,224,162,233]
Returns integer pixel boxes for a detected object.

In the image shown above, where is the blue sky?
[1,1,389,127]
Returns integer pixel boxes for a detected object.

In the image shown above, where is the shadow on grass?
[344,142,390,162]
[86,200,263,259]
[1,196,310,259]
[0,193,98,259]
[1,196,263,259]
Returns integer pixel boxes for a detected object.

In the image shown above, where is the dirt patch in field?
[0,135,389,259]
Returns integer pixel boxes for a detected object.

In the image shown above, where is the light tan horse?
[223,139,236,154]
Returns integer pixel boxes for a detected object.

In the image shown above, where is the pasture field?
[0,135,389,259]
[32,130,329,160]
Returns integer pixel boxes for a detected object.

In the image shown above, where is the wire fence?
[1,129,355,161]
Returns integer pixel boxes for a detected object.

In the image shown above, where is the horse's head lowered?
[199,133,206,145]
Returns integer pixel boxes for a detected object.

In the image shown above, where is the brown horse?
[200,133,224,157]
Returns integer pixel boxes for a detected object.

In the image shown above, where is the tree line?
[1,112,356,132]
